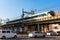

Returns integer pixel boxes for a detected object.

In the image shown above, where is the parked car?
[28,31,45,38]
[57,31,60,36]
[0,30,17,38]
[46,31,58,36]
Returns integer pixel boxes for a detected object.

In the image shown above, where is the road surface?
[0,36,60,40]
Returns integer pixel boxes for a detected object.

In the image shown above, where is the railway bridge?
[2,12,60,33]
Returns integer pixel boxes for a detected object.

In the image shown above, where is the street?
[0,36,60,40]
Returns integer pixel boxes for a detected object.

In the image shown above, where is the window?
[11,31,16,33]
[2,31,6,33]
[41,14,47,16]
[54,26,58,29]
[57,31,60,33]
[38,14,40,17]
[35,32,39,33]
[7,31,10,33]
[38,13,47,17]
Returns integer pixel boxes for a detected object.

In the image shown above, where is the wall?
[52,24,60,32]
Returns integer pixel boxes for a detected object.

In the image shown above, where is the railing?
[23,16,60,23]
[36,16,60,21]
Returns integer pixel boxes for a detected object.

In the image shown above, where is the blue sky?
[0,0,60,20]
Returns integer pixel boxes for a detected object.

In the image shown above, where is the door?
[6,31,11,38]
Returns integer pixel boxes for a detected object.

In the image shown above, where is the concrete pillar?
[44,25,47,32]
[38,23,40,32]
[41,25,44,32]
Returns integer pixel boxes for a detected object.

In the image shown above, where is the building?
[56,12,60,16]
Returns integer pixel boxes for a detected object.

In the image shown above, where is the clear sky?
[0,0,60,20]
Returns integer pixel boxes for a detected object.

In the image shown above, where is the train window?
[38,13,47,17]
[41,14,47,16]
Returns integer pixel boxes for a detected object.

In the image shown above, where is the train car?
[24,10,55,21]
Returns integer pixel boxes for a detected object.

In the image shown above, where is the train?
[24,10,55,21]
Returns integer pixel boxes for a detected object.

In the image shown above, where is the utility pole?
[21,8,24,32]
[21,8,35,32]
